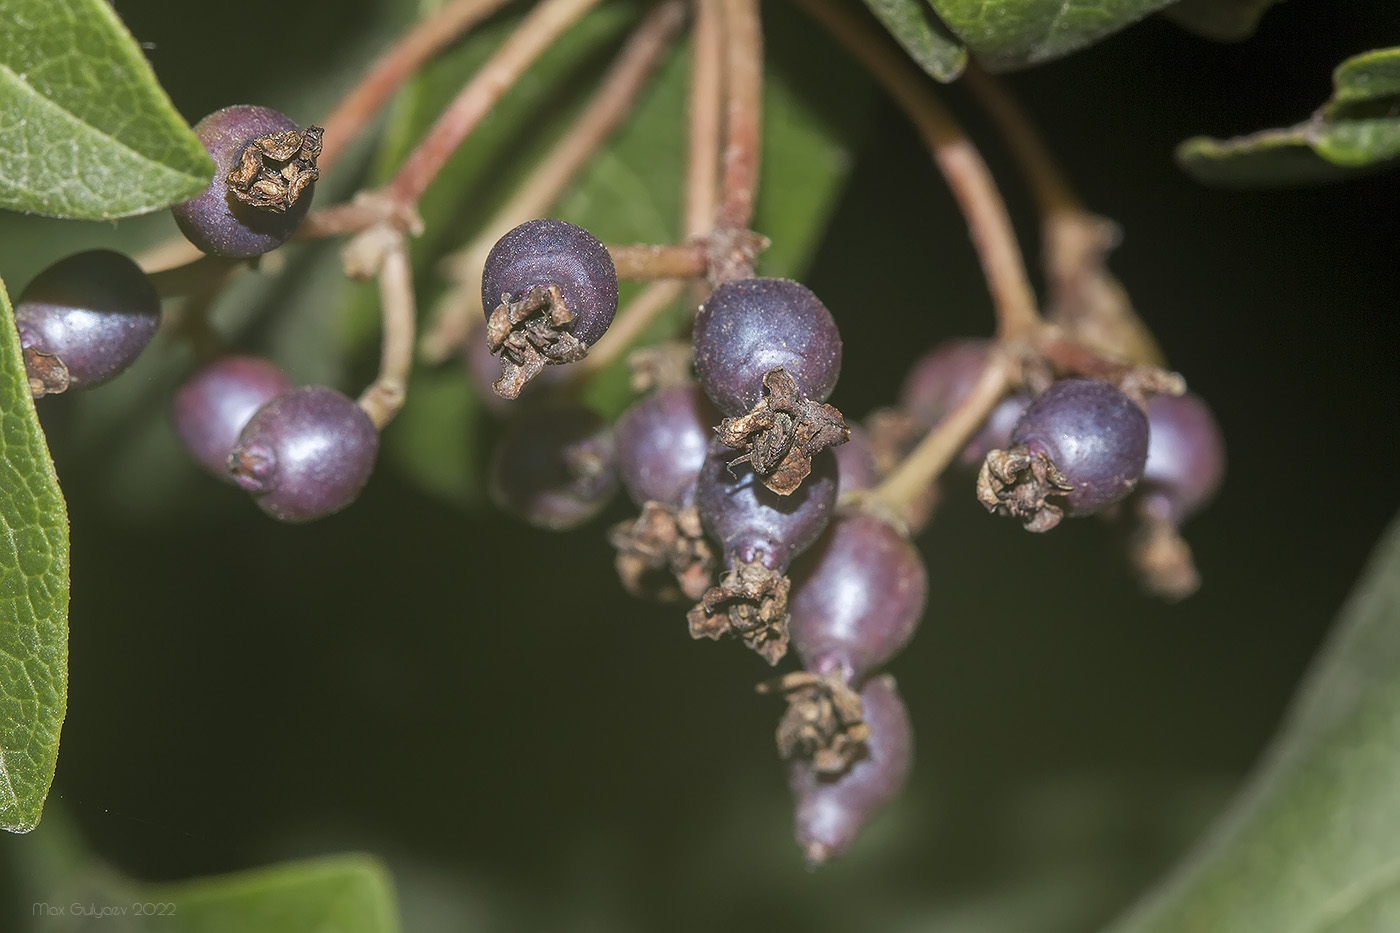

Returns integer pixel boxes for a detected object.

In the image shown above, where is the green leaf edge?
[0,276,69,835]
[1176,45,1400,187]
[0,0,214,220]
[1107,512,1400,932]
[859,0,968,82]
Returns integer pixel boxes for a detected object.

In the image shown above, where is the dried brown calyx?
[1129,507,1201,602]
[227,125,323,213]
[686,556,791,665]
[627,341,693,393]
[23,347,70,398]
[977,446,1074,533]
[757,671,870,776]
[486,284,589,399]
[609,502,717,602]
[717,368,849,496]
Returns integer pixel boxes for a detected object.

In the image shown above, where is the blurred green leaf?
[143,855,400,933]
[928,0,1175,71]
[1107,512,1400,932]
[0,279,68,834]
[0,0,213,219]
[1165,0,1279,42]
[1177,46,1400,186]
[859,0,967,82]
[368,2,867,505]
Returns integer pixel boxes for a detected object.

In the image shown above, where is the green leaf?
[1107,511,1400,932]
[1164,0,1279,42]
[0,0,214,220]
[142,855,400,933]
[928,0,1176,71]
[859,0,968,82]
[363,3,869,505]
[1177,46,1400,187]
[0,278,69,834]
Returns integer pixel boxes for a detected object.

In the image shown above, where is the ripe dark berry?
[788,510,927,685]
[695,441,838,573]
[490,404,618,531]
[1140,392,1226,526]
[832,423,879,494]
[172,355,293,481]
[899,338,990,429]
[692,277,842,416]
[978,378,1149,532]
[172,105,320,259]
[480,219,619,399]
[790,674,913,866]
[229,386,377,522]
[687,442,838,664]
[14,249,161,395]
[898,338,1028,467]
[615,384,717,509]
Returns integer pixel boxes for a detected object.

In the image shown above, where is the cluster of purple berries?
[9,99,1229,866]
[13,105,376,522]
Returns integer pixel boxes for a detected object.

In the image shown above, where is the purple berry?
[490,405,618,531]
[229,386,378,522]
[481,219,618,347]
[1011,379,1149,514]
[696,440,838,573]
[899,338,991,429]
[13,249,160,392]
[615,384,717,509]
[692,278,842,416]
[1139,392,1226,526]
[832,423,880,494]
[788,510,927,684]
[791,674,912,866]
[172,355,294,481]
[172,105,319,259]
[959,392,1030,467]
[979,378,1149,531]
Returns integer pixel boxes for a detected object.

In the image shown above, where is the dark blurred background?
[2,0,1398,930]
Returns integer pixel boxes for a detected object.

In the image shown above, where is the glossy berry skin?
[1010,378,1149,516]
[490,405,618,531]
[481,219,618,347]
[1140,392,1226,525]
[14,249,160,388]
[229,386,378,522]
[692,278,842,416]
[696,440,837,571]
[615,384,716,509]
[788,510,927,684]
[790,674,913,865]
[172,105,314,258]
[172,355,293,482]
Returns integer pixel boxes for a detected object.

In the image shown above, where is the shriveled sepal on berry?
[1129,507,1202,602]
[977,446,1075,533]
[22,347,70,399]
[226,125,323,213]
[486,284,589,399]
[758,671,870,776]
[609,502,717,602]
[686,556,791,665]
[716,368,849,496]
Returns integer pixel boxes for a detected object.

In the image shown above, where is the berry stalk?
[791,0,1040,341]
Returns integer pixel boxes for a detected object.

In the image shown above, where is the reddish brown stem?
[686,0,724,238]
[384,0,605,206]
[715,0,762,234]
[318,0,516,171]
[609,242,708,280]
[791,0,1040,341]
